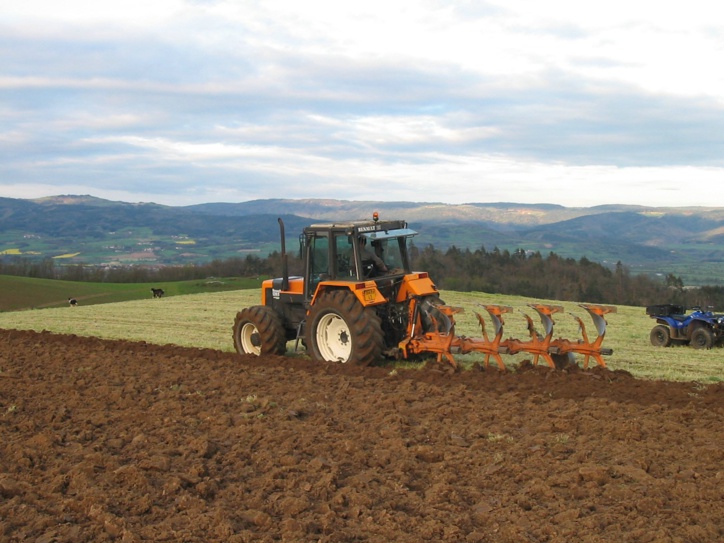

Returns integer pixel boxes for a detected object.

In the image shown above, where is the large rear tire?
[418,295,452,333]
[306,290,384,365]
[690,327,714,349]
[650,325,671,347]
[233,305,287,356]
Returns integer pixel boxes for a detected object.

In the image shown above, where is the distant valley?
[1,195,723,285]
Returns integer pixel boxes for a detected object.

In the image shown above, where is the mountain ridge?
[1,195,723,285]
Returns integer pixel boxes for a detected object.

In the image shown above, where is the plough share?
[401,302,617,370]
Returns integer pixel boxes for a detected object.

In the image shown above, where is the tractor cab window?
[306,234,329,296]
[334,233,355,278]
[372,238,403,270]
[359,230,414,275]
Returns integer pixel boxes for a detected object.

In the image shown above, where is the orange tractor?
[233,214,615,369]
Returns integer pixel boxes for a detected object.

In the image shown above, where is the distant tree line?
[2,245,724,310]
[409,244,724,310]
[0,255,273,283]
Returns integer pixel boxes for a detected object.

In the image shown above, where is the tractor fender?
[310,281,388,308]
[396,272,439,302]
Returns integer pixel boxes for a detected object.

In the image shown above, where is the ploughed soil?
[0,329,721,543]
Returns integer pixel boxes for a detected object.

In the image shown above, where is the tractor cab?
[301,215,417,300]
[252,214,421,350]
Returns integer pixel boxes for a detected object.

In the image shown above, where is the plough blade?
[549,304,617,368]
[498,304,564,368]
[399,298,462,368]
[399,298,616,371]
[454,305,513,370]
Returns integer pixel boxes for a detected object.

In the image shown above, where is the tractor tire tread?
[233,305,287,356]
[306,290,384,365]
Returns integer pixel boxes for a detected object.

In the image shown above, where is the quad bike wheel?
[690,327,714,349]
[649,324,672,347]
[233,305,287,356]
[305,290,384,365]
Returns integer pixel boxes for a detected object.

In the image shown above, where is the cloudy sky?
[1,0,723,208]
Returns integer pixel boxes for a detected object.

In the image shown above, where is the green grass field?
[0,276,721,383]
[0,274,265,312]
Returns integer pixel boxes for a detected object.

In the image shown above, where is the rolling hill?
[1,195,723,285]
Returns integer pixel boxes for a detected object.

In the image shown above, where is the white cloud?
[1,0,724,208]
[2,0,187,25]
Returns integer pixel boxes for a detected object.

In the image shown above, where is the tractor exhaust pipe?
[278,217,289,291]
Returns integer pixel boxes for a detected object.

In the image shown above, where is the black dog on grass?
[151,288,165,298]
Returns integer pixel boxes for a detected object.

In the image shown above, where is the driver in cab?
[359,236,388,274]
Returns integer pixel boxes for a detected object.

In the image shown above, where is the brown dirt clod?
[0,328,721,542]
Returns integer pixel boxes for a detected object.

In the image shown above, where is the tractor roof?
[305,218,409,234]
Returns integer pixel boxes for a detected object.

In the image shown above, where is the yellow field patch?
[0,248,22,255]
[52,252,81,259]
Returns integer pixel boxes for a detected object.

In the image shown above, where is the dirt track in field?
[0,328,721,542]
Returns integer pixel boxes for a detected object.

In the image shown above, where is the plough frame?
[401,301,617,370]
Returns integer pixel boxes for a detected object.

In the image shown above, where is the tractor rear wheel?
[306,290,384,365]
[690,327,714,349]
[233,305,287,356]
[650,325,672,347]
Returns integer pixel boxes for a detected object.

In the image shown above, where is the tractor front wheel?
[306,290,384,365]
[233,305,287,356]
[690,327,714,349]
[650,325,672,347]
